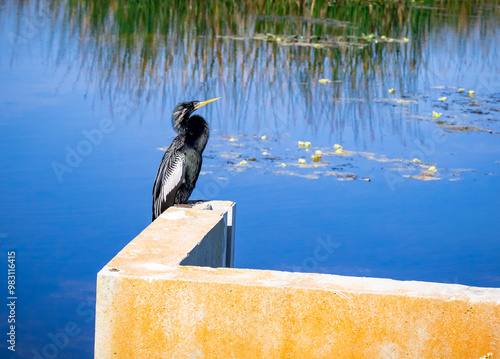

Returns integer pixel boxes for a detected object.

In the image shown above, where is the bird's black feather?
[152,137,185,221]
[152,100,212,221]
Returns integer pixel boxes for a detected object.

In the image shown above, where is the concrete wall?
[95,201,500,358]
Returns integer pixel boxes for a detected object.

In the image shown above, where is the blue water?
[1,1,499,358]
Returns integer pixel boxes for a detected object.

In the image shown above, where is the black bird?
[152,98,220,221]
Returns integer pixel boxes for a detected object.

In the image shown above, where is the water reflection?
[4,0,499,146]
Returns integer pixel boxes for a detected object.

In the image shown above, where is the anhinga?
[152,98,220,221]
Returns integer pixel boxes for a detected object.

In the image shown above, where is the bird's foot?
[174,203,194,208]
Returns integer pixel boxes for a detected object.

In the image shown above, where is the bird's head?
[171,97,220,134]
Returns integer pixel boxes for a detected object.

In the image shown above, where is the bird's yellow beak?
[194,97,220,110]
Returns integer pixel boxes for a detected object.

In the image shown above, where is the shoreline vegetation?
[4,0,498,111]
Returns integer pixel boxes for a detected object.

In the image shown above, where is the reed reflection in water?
[5,0,499,149]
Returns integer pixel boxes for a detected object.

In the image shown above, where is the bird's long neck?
[185,115,210,154]
[171,108,191,135]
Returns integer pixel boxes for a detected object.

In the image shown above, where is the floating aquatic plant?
[432,111,442,120]
[311,154,322,162]
[204,130,484,184]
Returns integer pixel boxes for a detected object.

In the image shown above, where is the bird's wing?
[152,150,185,220]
